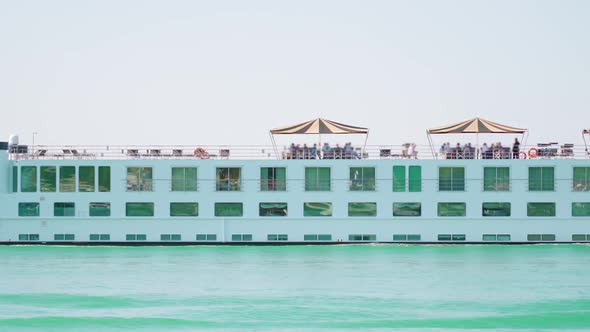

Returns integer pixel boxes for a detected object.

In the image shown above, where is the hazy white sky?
[1,0,589,147]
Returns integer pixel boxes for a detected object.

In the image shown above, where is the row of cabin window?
[15,165,590,193]
[17,201,590,217]
[19,233,590,242]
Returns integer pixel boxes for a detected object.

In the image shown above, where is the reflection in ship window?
[260,167,286,191]
[20,166,37,192]
[305,167,330,191]
[216,168,241,191]
[348,202,377,217]
[349,167,375,191]
[127,167,153,192]
[59,166,76,192]
[171,167,198,191]
[483,167,510,191]
[79,166,95,192]
[41,166,56,192]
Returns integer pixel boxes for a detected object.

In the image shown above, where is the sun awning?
[427,117,527,134]
[270,118,368,135]
[584,129,590,134]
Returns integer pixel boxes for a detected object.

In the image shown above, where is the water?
[1,245,590,331]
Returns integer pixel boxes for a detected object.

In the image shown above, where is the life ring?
[519,151,527,159]
[193,148,209,159]
[528,147,538,159]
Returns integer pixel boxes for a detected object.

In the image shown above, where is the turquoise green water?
[1,245,590,331]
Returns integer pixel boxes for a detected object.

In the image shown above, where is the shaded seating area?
[271,118,368,160]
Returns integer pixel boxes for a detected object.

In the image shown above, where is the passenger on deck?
[408,143,417,159]
[512,138,520,159]
[481,143,489,159]
[310,144,317,159]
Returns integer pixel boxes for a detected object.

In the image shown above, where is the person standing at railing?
[512,138,520,159]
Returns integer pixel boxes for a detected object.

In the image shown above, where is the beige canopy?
[271,118,368,135]
[427,117,527,134]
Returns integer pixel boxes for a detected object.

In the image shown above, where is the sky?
[1,0,589,148]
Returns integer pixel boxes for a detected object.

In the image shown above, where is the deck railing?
[8,144,590,160]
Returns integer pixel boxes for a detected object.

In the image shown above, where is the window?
[127,167,153,191]
[126,203,154,217]
[572,203,590,217]
[18,234,39,241]
[393,234,421,241]
[215,203,243,217]
[572,234,590,241]
[160,234,181,241]
[170,202,199,217]
[527,234,556,241]
[260,167,286,191]
[574,167,590,191]
[438,234,466,241]
[348,202,377,217]
[126,234,147,241]
[90,234,110,241]
[196,234,217,241]
[79,166,95,192]
[54,234,75,241]
[89,202,111,217]
[528,167,554,191]
[348,234,376,241]
[349,167,375,191]
[437,203,466,217]
[171,167,198,191]
[304,234,332,241]
[12,166,18,192]
[392,166,406,192]
[482,234,511,241]
[527,203,556,217]
[216,167,241,191]
[54,202,75,217]
[439,167,465,191]
[305,167,331,191]
[98,166,111,192]
[40,166,56,192]
[20,166,37,192]
[231,234,252,241]
[18,202,40,217]
[259,202,287,217]
[392,203,421,217]
[409,166,422,192]
[267,234,288,241]
[303,202,332,217]
[59,166,76,192]
[482,203,511,217]
[483,167,510,191]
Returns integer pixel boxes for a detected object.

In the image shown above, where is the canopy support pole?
[362,131,369,159]
[476,133,479,159]
[583,131,589,157]
[427,131,436,159]
[269,132,280,160]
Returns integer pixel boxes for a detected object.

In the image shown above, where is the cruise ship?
[2,117,590,245]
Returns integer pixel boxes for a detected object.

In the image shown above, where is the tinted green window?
[348,202,377,217]
[350,167,375,191]
[127,167,153,191]
[54,234,75,241]
[137,234,147,241]
[393,203,421,217]
[89,234,100,241]
[483,234,496,241]
[303,202,332,217]
[171,234,181,241]
[215,203,243,217]
[216,167,241,191]
[305,167,331,191]
[19,234,29,241]
[54,202,75,217]
[572,202,590,217]
[79,166,95,192]
[572,234,587,241]
[19,202,40,217]
[12,166,18,192]
[170,202,198,217]
[260,167,286,191]
[527,234,541,241]
[196,234,217,241]
[304,234,318,241]
[528,167,554,191]
[126,203,154,217]
[483,167,510,191]
[439,167,465,191]
[542,234,555,241]
[408,166,422,192]
[259,202,287,216]
[437,203,466,217]
[171,167,198,191]
[267,234,288,241]
[527,203,556,217]
[40,166,56,192]
[348,234,376,241]
[482,202,511,217]
[407,234,421,241]
[20,166,37,192]
[452,234,466,241]
[98,166,111,192]
[90,234,110,241]
[392,166,406,192]
[438,234,452,241]
[318,234,332,241]
[160,234,171,241]
[393,234,407,241]
[126,234,137,241]
[89,202,111,217]
[497,234,511,241]
[59,166,76,192]
[231,234,252,241]
[574,167,590,191]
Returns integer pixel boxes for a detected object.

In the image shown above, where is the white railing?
[7,144,590,160]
